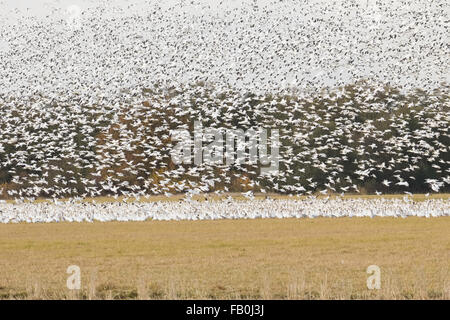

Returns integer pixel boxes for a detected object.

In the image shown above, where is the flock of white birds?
[0,197,449,223]
[0,1,449,222]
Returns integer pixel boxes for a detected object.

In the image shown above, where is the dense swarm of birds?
[0,1,449,209]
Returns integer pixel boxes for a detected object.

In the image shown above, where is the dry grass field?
[0,216,449,300]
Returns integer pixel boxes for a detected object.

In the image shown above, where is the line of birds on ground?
[0,197,448,223]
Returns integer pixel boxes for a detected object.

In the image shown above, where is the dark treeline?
[0,81,449,199]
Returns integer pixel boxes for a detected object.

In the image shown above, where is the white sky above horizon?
[0,0,448,97]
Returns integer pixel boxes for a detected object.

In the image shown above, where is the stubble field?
[0,216,449,300]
